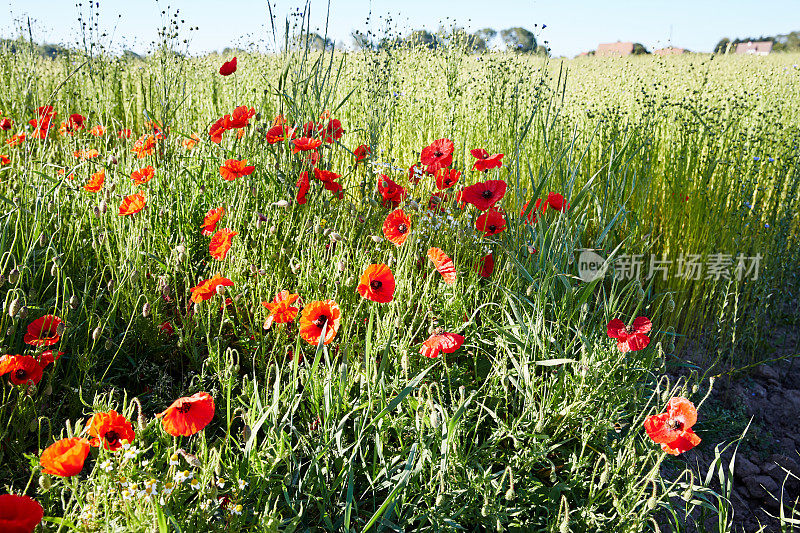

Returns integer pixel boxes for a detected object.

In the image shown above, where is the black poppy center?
[667,419,683,430]
[370,280,383,291]
[397,223,408,234]
[105,430,120,444]
[315,314,329,329]
[481,190,493,199]
[176,402,192,414]
[15,369,27,380]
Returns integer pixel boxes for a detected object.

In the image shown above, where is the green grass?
[0,17,798,532]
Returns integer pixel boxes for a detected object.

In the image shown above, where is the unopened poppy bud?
[142,302,151,317]
[56,321,66,337]
[69,294,79,309]
[92,326,102,341]
[272,200,289,208]
[18,306,28,320]
[8,268,19,284]
[216,284,226,296]
[39,475,51,490]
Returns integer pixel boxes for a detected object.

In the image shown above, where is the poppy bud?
[216,284,226,296]
[8,268,19,284]
[92,326,102,341]
[18,306,28,320]
[69,294,79,309]
[56,321,66,337]
[142,302,151,317]
[39,475,51,490]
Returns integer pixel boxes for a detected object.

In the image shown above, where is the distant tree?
[632,42,650,55]
[406,30,440,50]
[713,38,731,54]
[351,30,373,51]
[500,27,537,53]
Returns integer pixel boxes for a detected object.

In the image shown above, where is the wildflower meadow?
[0,6,799,532]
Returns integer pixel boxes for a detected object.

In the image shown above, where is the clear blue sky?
[2,0,798,57]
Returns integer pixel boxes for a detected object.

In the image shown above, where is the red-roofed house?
[735,41,773,55]
[596,42,634,57]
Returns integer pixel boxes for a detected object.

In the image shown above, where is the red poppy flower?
[209,117,227,144]
[131,166,155,185]
[296,171,311,205]
[262,291,300,329]
[209,229,238,260]
[408,163,426,184]
[546,192,570,212]
[382,209,411,246]
[435,168,461,190]
[0,494,44,533]
[190,275,234,303]
[292,137,323,153]
[475,208,506,236]
[85,410,135,451]
[471,148,504,172]
[420,138,454,173]
[644,397,702,455]
[475,254,494,278]
[377,175,407,208]
[220,159,255,181]
[606,316,652,353]
[354,144,371,162]
[24,315,62,346]
[0,355,44,385]
[37,350,63,368]
[427,247,456,284]
[521,198,547,223]
[420,331,465,359]
[219,56,237,76]
[226,106,255,129]
[118,192,146,216]
[72,149,99,159]
[40,437,90,477]
[357,264,395,303]
[84,170,105,192]
[158,392,215,437]
[201,206,225,236]
[266,124,295,144]
[299,300,341,345]
[320,119,344,143]
[460,180,507,211]
[131,134,156,158]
